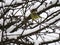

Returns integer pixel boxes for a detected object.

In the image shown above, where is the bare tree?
[0,0,60,45]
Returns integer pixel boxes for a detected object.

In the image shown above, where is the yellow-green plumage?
[30,10,42,21]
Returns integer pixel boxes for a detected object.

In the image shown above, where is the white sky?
[0,0,60,45]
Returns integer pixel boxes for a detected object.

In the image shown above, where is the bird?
[30,9,42,21]
[22,9,42,24]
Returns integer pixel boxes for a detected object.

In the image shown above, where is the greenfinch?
[30,9,42,21]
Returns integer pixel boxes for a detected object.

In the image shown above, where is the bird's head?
[31,9,37,13]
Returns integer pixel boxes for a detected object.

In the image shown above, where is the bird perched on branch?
[30,9,42,21]
[22,9,42,24]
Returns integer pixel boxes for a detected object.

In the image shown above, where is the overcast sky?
[0,0,60,45]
